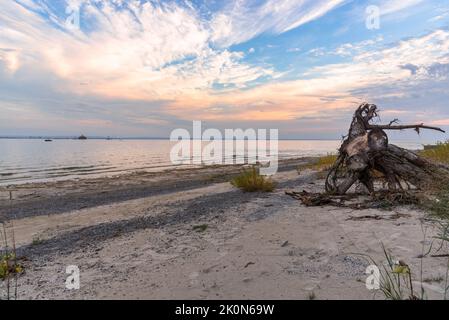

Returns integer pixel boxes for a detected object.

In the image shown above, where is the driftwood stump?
[325,103,449,195]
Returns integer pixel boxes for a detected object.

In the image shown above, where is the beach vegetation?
[298,154,337,173]
[360,244,420,300]
[0,253,22,281]
[377,244,418,300]
[363,222,449,300]
[426,184,449,220]
[31,236,43,246]
[420,141,449,165]
[231,166,276,192]
[1,224,22,300]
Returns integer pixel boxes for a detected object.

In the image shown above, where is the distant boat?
[44,139,53,142]
[78,134,87,140]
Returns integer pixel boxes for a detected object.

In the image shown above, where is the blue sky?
[0,0,448,140]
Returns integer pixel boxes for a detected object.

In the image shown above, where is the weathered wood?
[325,103,448,195]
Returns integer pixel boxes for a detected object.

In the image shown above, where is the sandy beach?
[1,158,448,300]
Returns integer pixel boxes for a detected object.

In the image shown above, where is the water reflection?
[0,139,426,185]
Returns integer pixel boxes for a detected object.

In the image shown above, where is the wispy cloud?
[379,0,424,15]
[0,1,278,101]
[210,0,346,47]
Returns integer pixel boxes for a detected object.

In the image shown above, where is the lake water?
[0,139,427,185]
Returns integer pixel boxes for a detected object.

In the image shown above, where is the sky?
[0,0,448,140]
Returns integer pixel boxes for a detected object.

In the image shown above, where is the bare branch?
[388,119,399,126]
[366,123,445,133]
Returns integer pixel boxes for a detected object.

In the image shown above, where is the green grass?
[31,236,43,246]
[420,141,449,165]
[230,166,276,192]
[1,224,23,300]
[427,185,449,219]
[0,253,22,281]
[417,141,449,219]
[361,244,419,300]
[298,154,338,172]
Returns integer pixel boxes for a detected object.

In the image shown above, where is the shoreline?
[0,156,319,188]
[0,158,314,221]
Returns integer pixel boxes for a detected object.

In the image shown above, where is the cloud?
[379,0,424,15]
[399,63,419,75]
[0,1,277,101]
[333,36,384,57]
[1,0,448,138]
[349,0,427,25]
[427,63,449,78]
[164,29,449,124]
[210,0,346,47]
[0,0,348,114]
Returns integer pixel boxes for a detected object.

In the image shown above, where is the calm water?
[0,139,426,185]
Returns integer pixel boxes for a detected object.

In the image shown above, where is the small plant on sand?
[362,221,449,301]
[1,223,22,300]
[378,245,419,300]
[231,166,276,192]
[361,244,420,300]
[31,236,43,246]
[0,253,22,280]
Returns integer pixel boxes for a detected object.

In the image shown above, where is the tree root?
[286,190,423,210]
[324,103,449,195]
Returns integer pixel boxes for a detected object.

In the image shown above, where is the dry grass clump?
[417,142,449,219]
[420,141,449,165]
[297,154,338,179]
[231,166,276,192]
[299,154,338,172]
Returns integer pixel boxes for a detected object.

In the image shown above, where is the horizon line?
[0,135,343,141]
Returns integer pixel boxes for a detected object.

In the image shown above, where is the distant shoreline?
[0,136,342,141]
[0,136,437,142]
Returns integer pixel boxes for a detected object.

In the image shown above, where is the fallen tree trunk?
[325,103,449,195]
